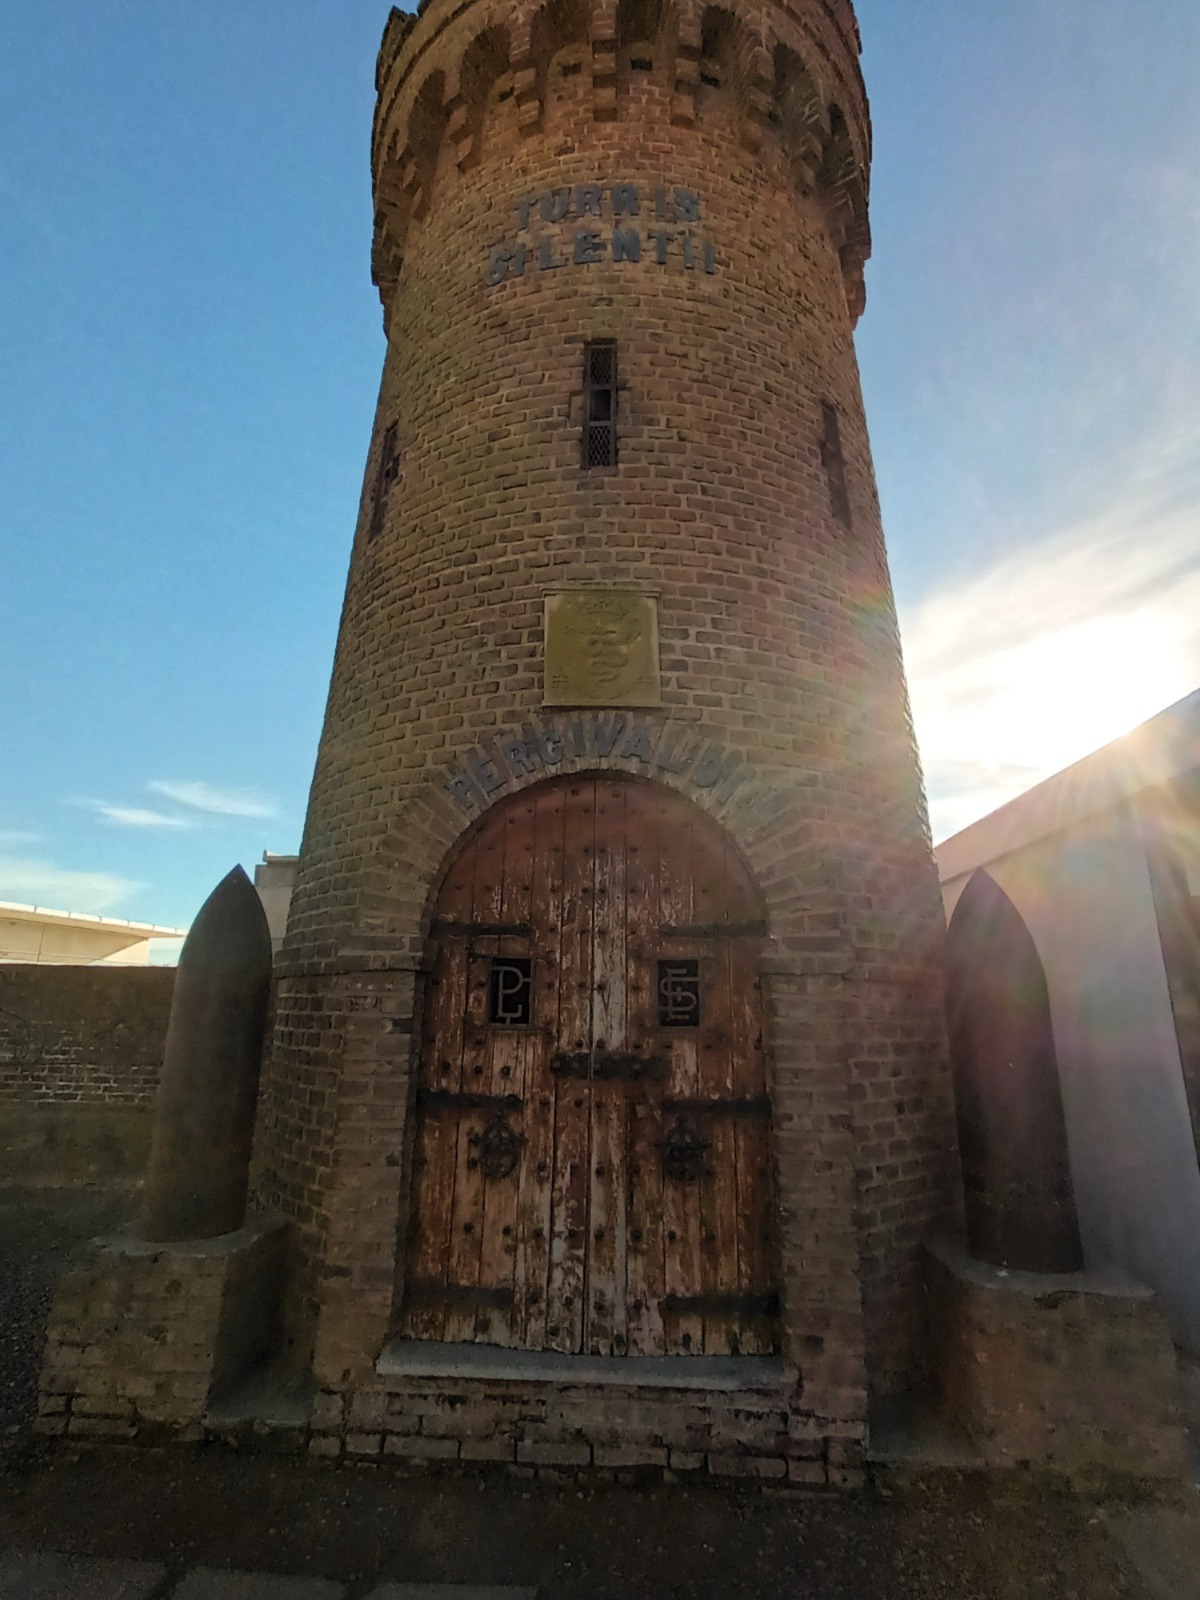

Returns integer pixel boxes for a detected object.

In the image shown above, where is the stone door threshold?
[377,1340,789,1391]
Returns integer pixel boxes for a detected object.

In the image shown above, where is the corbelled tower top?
[370,0,871,322]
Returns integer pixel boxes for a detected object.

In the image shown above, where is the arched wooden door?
[399,774,777,1357]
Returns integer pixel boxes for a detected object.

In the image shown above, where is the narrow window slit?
[820,401,852,529]
[369,421,402,540]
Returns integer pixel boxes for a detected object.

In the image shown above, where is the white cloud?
[148,780,278,820]
[0,854,143,915]
[903,448,1200,843]
[93,804,196,830]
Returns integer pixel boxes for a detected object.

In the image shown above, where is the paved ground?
[2,1184,1198,1600]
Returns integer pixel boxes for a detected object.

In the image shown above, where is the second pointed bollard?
[138,865,273,1242]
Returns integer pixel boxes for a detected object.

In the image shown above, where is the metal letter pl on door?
[488,957,533,1026]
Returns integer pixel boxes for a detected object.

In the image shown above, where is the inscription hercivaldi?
[486,183,719,285]
[445,712,785,834]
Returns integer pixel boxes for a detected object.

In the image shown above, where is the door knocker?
[478,1115,521,1181]
[662,1117,709,1182]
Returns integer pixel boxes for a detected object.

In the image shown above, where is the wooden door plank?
[727,842,775,1353]
[473,795,537,1344]
[514,782,566,1350]
[659,812,704,1355]
[586,783,628,1355]
[443,811,507,1343]
[695,833,738,1355]
[623,782,666,1356]
[400,1089,457,1341]
[546,779,594,1353]
[401,840,479,1340]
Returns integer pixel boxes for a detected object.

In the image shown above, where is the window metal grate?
[820,401,852,529]
[582,340,618,469]
[369,421,402,540]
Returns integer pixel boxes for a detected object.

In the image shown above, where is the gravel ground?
[0,1450,1152,1600]
[0,1184,1169,1599]
[0,1183,132,1438]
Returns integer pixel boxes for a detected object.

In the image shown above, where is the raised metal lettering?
[611,228,641,263]
[501,737,537,775]
[590,715,625,757]
[539,236,567,270]
[612,183,640,217]
[619,723,654,762]
[447,772,478,810]
[542,188,572,223]
[573,229,605,265]
[691,748,726,788]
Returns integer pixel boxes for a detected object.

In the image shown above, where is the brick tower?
[253,0,957,1479]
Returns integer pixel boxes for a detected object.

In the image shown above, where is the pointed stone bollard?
[138,865,273,1243]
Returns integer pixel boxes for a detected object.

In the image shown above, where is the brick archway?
[289,755,875,1417]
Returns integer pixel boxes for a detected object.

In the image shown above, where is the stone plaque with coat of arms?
[543,590,662,707]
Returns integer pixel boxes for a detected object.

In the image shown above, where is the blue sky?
[1,1,1198,947]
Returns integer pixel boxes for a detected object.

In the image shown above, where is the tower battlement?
[371,0,870,319]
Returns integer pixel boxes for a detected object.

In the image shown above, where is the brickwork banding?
[246,0,960,1483]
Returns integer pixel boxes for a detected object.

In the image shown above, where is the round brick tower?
[253,0,958,1477]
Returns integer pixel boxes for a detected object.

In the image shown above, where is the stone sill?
[377,1340,790,1392]
[97,1212,286,1261]
[926,1234,1157,1303]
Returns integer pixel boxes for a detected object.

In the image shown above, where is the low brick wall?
[38,1217,288,1440]
[925,1236,1187,1481]
[0,964,173,1182]
[306,1347,865,1486]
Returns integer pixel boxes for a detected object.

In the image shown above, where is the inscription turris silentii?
[486,183,719,285]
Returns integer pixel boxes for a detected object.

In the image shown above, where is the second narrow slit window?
[583,340,618,468]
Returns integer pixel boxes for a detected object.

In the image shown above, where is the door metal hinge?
[416,1089,524,1113]
[662,1094,772,1119]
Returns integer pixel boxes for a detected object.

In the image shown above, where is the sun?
[971,609,1189,777]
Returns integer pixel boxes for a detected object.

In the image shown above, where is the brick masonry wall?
[0,965,172,1181]
[924,1237,1188,1481]
[38,1219,288,1441]
[252,0,959,1417]
[309,1371,865,1487]
[0,965,172,1110]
